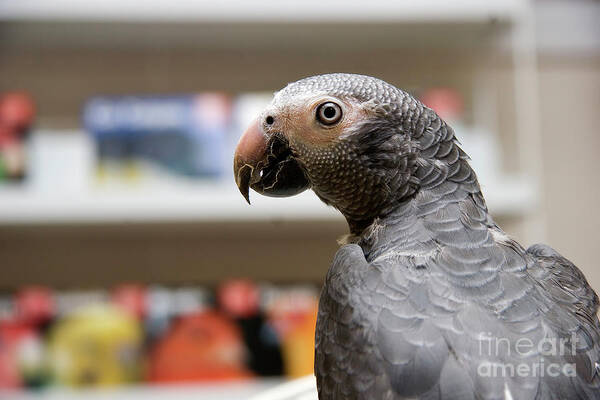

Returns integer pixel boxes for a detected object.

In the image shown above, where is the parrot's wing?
[526,243,600,398]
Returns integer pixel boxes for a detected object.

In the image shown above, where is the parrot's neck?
[354,172,493,262]
[331,118,492,254]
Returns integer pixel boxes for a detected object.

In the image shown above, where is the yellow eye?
[316,102,342,126]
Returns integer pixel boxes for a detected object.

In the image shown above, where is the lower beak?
[233,119,309,204]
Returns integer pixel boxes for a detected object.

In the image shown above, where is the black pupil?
[265,115,274,125]
[323,106,337,119]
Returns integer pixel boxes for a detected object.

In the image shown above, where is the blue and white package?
[83,94,231,179]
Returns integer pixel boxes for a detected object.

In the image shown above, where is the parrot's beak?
[233,119,309,204]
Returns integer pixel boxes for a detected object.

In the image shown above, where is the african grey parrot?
[233,73,600,399]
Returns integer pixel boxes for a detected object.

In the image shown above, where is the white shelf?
[0,182,341,224]
[0,0,527,23]
[1,380,283,400]
[0,177,536,225]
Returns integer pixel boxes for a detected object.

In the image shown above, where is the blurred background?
[0,0,598,398]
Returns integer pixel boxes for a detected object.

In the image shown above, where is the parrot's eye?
[316,102,342,126]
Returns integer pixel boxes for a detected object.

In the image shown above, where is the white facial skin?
[260,90,374,150]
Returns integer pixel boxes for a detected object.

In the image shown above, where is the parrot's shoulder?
[319,243,382,326]
[316,244,394,399]
[526,242,600,337]
[527,243,599,312]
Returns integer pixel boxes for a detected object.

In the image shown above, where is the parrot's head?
[234,73,451,234]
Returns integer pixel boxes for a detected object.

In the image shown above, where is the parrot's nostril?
[265,115,274,125]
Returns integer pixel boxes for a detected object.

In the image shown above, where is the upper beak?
[233,119,309,204]
[233,119,267,204]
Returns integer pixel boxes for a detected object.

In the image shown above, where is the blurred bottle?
[280,306,318,378]
[0,92,35,181]
[15,286,55,330]
[218,279,283,376]
[0,319,45,389]
[262,285,319,378]
[147,310,252,382]
[144,286,173,344]
[4,287,56,388]
[48,304,142,387]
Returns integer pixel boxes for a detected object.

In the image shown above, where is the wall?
[538,56,600,289]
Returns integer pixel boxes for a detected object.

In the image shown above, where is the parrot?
[233,73,600,400]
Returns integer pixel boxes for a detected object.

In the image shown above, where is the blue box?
[83,94,231,179]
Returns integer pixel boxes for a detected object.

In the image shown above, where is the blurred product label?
[83,94,231,181]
